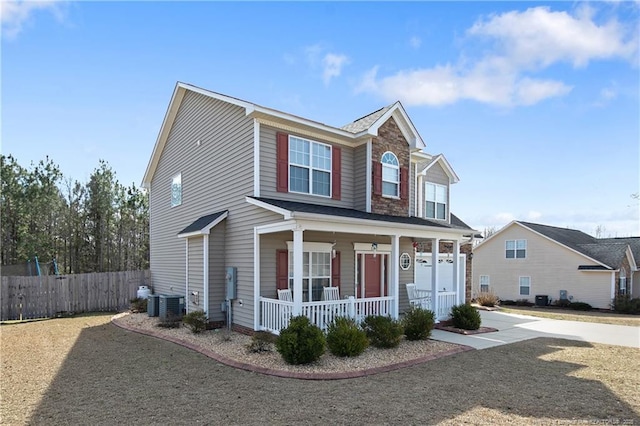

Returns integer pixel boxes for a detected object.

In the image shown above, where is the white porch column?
[293,227,304,316]
[431,238,439,320]
[452,240,461,305]
[390,234,400,319]
[253,229,260,331]
[203,234,209,317]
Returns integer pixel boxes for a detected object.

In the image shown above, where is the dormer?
[415,154,460,223]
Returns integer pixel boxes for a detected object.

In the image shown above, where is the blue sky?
[2,1,639,237]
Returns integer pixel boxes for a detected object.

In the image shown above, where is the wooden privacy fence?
[1,270,150,321]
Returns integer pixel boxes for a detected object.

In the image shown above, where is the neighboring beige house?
[142,82,477,333]
[472,221,639,309]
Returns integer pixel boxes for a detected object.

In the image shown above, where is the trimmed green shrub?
[248,331,278,353]
[276,316,326,365]
[403,307,435,341]
[326,317,369,357]
[475,291,500,307]
[183,310,208,334]
[612,295,640,314]
[130,297,147,313]
[361,315,404,349]
[451,303,481,330]
[499,299,516,306]
[515,299,534,307]
[568,302,592,311]
[554,299,571,308]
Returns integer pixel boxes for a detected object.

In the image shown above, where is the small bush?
[217,328,233,342]
[130,297,147,313]
[554,299,571,308]
[183,310,208,334]
[403,307,435,341]
[568,302,592,311]
[248,331,278,353]
[515,299,534,307]
[475,291,500,307]
[451,304,481,330]
[326,317,369,357]
[500,299,516,306]
[157,311,181,328]
[361,315,404,349]
[276,316,326,365]
[612,295,640,314]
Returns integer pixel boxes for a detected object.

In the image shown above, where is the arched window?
[381,151,399,197]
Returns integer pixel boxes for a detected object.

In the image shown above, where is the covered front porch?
[249,198,472,334]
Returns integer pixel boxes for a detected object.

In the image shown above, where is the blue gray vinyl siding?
[425,162,449,186]
[259,125,356,208]
[149,90,283,329]
[354,144,367,211]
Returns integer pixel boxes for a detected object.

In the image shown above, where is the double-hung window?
[479,275,490,293]
[289,136,331,197]
[381,152,399,197]
[519,276,531,296]
[288,249,331,302]
[426,182,447,220]
[506,239,527,258]
[171,173,182,207]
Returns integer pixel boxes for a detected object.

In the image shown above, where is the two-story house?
[142,82,477,333]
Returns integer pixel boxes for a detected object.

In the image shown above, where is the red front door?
[364,254,382,298]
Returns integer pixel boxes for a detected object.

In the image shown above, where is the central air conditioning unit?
[148,294,160,317]
[159,295,185,319]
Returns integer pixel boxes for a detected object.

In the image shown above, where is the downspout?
[185,239,189,313]
[253,229,260,331]
[203,234,209,317]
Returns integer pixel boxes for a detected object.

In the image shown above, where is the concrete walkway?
[431,310,640,349]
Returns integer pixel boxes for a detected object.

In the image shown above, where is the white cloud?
[409,36,422,49]
[1,0,66,38]
[357,5,637,107]
[322,53,349,86]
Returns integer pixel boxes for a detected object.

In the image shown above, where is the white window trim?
[479,275,490,292]
[286,241,333,302]
[381,151,399,198]
[506,239,527,259]
[399,253,411,270]
[288,135,332,198]
[519,276,531,296]
[171,173,182,207]
[425,182,447,220]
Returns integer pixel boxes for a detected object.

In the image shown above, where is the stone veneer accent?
[371,118,410,216]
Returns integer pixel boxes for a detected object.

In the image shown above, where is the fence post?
[348,296,355,320]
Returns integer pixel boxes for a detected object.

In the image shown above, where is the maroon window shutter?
[331,146,341,200]
[276,249,289,290]
[331,251,341,290]
[373,161,382,196]
[400,167,409,199]
[276,132,289,193]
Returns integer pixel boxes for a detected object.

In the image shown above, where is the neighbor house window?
[519,276,530,296]
[619,269,627,295]
[289,136,331,196]
[479,275,490,293]
[426,183,447,220]
[287,244,332,302]
[171,173,182,207]
[506,239,527,258]
[399,253,411,270]
[381,151,399,197]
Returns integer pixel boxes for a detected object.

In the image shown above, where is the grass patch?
[499,306,640,326]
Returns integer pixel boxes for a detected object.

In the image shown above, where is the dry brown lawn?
[1,313,639,425]
[499,306,640,326]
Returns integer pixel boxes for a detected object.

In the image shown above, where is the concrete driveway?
[432,310,640,349]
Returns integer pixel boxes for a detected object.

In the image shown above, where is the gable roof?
[477,220,639,270]
[247,197,475,233]
[143,82,426,187]
[177,210,228,238]
[420,154,460,184]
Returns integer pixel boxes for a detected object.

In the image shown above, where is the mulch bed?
[435,320,499,335]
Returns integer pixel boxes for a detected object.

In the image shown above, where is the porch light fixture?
[371,242,378,258]
[331,242,337,259]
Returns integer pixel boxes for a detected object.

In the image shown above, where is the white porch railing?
[411,290,457,321]
[260,296,393,334]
